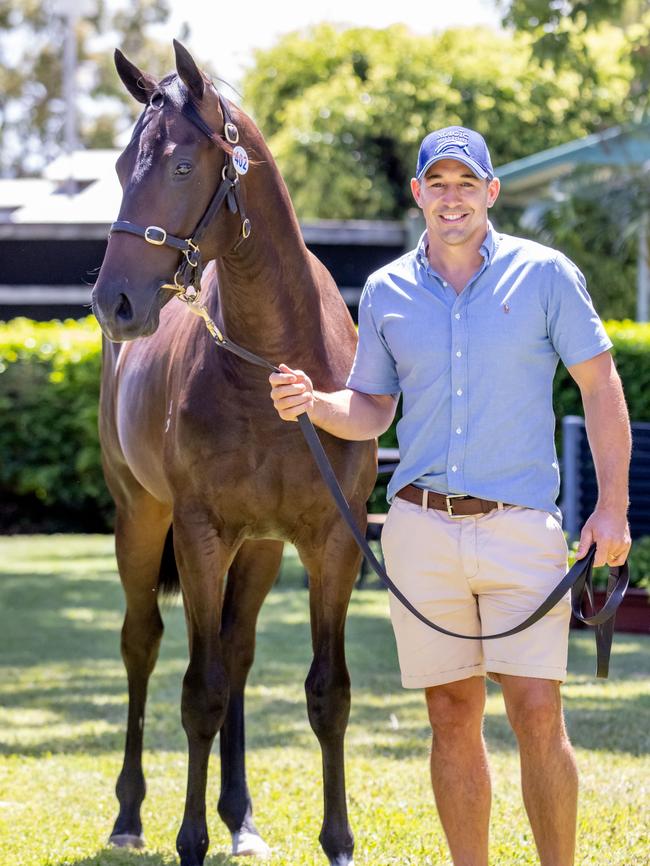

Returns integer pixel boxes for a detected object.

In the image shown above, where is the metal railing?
[561,415,650,540]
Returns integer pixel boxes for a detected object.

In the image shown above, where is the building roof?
[496,120,650,205]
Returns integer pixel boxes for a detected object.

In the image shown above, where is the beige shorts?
[381,496,571,688]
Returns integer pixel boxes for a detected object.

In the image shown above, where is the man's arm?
[269,364,398,440]
[567,350,632,567]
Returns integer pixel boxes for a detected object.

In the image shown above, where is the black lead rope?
[193,312,629,678]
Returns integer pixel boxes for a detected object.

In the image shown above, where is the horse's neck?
[213,167,334,366]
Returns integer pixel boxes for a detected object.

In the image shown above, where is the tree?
[0,0,191,176]
[496,0,650,117]
[242,23,635,220]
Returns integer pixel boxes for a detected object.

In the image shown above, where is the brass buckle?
[241,218,251,239]
[184,239,200,267]
[446,494,468,518]
[144,225,167,246]
[224,122,239,144]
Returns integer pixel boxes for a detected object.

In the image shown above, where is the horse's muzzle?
[92,280,166,342]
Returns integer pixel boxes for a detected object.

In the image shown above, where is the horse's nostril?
[116,293,133,321]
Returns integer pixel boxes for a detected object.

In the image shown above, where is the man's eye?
[175,162,192,176]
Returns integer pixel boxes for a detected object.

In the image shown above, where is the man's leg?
[500,675,578,866]
[425,676,491,866]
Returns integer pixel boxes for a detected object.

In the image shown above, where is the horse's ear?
[114,49,158,104]
[173,39,205,101]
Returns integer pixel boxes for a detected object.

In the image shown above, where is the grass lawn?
[0,534,648,866]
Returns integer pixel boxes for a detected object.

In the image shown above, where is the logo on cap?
[434,130,470,154]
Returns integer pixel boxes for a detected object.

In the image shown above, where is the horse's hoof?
[109,833,145,849]
[231,829,271,857]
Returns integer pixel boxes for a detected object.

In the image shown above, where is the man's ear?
[411,177,423,208]
[487,177,500,208]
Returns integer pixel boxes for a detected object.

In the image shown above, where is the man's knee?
[502,677,566,742]
[425,676,486,739]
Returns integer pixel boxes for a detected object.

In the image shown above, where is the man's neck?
[425,225,489,293]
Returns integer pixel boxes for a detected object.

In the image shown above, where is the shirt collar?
[480,221,497,264]
[415,221,497,269]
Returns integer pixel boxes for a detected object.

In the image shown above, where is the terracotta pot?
[571,587,650,634]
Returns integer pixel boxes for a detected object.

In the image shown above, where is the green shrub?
[552,320,650,426]
[0,317,112,529]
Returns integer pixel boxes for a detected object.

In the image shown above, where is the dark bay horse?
[91,40,375,866]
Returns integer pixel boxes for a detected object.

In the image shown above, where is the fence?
[561,415,650,540]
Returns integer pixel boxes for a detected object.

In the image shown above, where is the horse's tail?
[158,525,181,598]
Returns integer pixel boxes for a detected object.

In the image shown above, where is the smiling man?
[269,126,631,865]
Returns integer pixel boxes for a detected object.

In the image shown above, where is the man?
[269,126,631,865]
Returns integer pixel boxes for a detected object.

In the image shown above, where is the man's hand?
[576,508,631,567]
[269,363,314,422]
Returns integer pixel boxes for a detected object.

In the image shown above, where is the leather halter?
[109,93,251,300]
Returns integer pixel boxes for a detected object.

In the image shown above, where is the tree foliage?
[0,0,189,176]
[242,24,635,220]
[497,0,650,116]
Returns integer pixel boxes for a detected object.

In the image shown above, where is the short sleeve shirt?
[346,224,612,521]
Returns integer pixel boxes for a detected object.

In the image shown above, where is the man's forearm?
[581,373,631,511]
[309,388,397,440]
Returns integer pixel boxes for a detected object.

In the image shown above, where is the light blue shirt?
[346,224,612,521]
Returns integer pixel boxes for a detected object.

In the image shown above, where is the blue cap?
[416,126,494,180]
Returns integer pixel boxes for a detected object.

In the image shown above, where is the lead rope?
[178,294,630,678]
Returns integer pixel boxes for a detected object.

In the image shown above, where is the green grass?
[0,535,648,866]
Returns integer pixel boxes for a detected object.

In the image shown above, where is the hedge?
[1,316,649,537]
[0,318,111,531]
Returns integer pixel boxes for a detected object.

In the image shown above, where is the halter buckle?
[222,164,237,182]
[184,239,200,268]
[224,122,239,144]
[241,219,251,239]
[144,225,167,246]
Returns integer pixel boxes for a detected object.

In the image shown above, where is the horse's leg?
[173,510,235,866]
[297,521,362,866]
[109,494,172,848]
[217,539,284,857]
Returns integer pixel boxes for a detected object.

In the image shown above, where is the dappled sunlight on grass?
[0,535,648,865]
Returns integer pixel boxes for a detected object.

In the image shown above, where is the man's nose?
[442,186,461,207]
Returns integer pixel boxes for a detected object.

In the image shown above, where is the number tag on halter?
[232,146,249,175]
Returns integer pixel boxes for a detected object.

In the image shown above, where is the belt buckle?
[445,493,467,518]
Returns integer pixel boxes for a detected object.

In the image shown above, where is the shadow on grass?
[2,633,648,761]
[1,547,649,760]
[48,850,235,866]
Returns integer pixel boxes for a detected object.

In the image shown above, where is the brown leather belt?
[396,484,509,517]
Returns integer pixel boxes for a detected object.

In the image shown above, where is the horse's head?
[93,41,250,341]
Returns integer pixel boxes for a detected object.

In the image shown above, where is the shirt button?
[456,388,463,396]
[456,351,462,358]
[456,427,462,434]
[442,281,448,287]
[455,313,461,320]
[451,465,458,472]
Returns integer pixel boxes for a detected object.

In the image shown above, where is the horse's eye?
[175,162,192,176]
